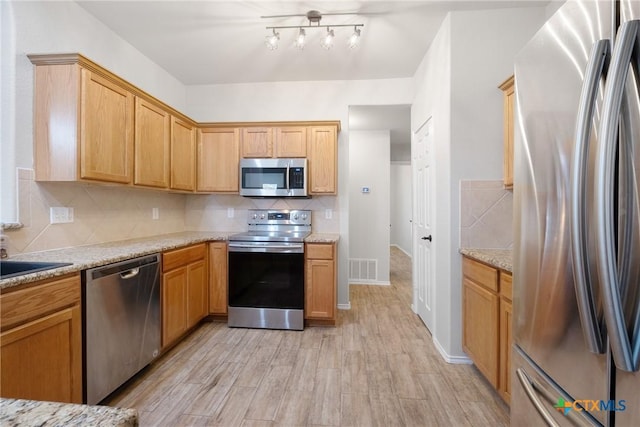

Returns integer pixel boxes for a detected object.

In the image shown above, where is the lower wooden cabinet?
[462,256,512,404]
[209,241,228,315]
[0,274,82,403]
[305,243,337,325]
[162,243,208,348]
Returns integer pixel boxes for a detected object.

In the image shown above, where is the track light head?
[265,28,280,50]
[321,28,335,50]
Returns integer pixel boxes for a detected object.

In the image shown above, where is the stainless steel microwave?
[239,158,308,197]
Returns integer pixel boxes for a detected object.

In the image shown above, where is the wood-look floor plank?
[104,247,510,426]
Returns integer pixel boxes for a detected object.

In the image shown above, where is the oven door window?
[242,168,287,189]
[228,251,304,309]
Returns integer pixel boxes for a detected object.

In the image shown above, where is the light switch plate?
[325,208,332,220]
[227,207,234,218]
[152,208,159,220]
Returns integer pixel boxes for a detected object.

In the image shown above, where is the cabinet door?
[241,127,273,158]
[209,242,228,315]
[1,305,82,403]
[187,260,208,328]
[134,97,170,188]
[162,268,188,347]
[500,76,515,189]
[305,259,335,320]
[462,278,499,387]
[80,68,134,183]
[170,116,196,191]
[308,126,337,194]
[499,298,513,404]
[276,127,307,158]
[198,128,240,192]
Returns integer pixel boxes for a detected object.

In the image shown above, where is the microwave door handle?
[286,162,290,190]
[595,19,640,372]
[571,39,609,354]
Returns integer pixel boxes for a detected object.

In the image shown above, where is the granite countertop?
[0,398,138,427]
[305,233,340,243]
[459,248,513,272]
[0,231,234,290]
[1,231,341,290]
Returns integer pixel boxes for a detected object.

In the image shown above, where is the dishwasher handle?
[120,268,140,280]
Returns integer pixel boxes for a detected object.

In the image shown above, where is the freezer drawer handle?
[570,39,609,355]
[595,19,640,373]
[516,368,560,427]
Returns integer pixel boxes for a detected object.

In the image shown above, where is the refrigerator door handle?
[516,368,561,427]
[571,39,610,354]
[595,19,640,372]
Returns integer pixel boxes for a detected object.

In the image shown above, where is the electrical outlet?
[227,207,234,218]
[152,208,159,220]
[325,208,332,220]
[50,207,74,224]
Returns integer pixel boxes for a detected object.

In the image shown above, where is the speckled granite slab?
[459,248,513,272]
[0,398,138,427]
[305,233,340,243]
[1,231,234,290]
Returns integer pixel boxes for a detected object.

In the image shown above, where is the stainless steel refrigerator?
[512,0,640,425]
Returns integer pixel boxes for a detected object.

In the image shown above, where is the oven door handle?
[228,243,304,253]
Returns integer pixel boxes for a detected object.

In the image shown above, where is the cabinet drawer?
[500,271,513,301]
[462,257,498,292]
[1,274,81,330]
[306,244,334,260]
[163,243,207,272]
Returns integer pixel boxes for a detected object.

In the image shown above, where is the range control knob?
[301,213,308,220]
[260,213,266,219]
[252,213,258,220]
[293,213,299,220]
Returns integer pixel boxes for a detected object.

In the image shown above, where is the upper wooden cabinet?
[308,126,338,194]
[241,127,274,158]
[499,75,515,190]
[31,56,135,183]
[275,127,307,158]
[170,116,197,191]
[198,128,240,192]
[134,97,170,188]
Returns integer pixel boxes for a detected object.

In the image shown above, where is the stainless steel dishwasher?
[83,253,161,404]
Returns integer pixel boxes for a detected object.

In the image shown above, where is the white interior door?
[412,118,434,332]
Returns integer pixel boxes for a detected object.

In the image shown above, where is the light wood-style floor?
[105,247,509,426]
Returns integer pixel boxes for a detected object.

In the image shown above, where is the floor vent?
[349,258,378,282]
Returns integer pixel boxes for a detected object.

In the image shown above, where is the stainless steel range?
[227,209,311,331]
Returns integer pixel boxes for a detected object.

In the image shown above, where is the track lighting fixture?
[265,28,280,50]
[262,10,363,51]
[294,28,306,50]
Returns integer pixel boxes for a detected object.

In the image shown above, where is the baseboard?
[390,244,412,258]
[337,302,351,310]
[349,280,391,286]
[433,336,473,364]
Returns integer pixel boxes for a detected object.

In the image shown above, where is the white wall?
[348,130,390,284]
[411,7,546,361]
[391,162,412,256]
[186,78,414,308]
[1,0,187,225]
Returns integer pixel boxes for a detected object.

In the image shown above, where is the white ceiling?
[76,0,551,86]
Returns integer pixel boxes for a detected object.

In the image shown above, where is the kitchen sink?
[0,261,73,279]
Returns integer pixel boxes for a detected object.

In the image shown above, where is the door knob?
[421,235,432,241]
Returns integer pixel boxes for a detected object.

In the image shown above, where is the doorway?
[347,105,412,287]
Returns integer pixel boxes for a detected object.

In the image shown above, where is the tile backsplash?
[460,180,513,249]
[4,169,340,255]
[4,169,187,255]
